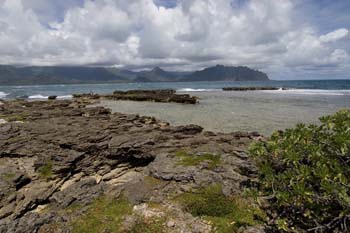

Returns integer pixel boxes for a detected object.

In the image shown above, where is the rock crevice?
[0,99,262,232]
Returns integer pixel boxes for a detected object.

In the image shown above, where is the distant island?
[0,64,269,85]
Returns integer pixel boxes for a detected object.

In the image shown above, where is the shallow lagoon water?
[1,80,350,136]
[98,90,350,136]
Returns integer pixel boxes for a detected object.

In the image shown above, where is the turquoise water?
[1,80,350,99]
[98,90,350,136]
[1,80,350,135]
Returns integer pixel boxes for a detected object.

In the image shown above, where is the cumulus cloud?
[319,28,349,43]
[0,0,348,78]
[282,28,348,67]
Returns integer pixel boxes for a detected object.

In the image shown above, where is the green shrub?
[250,109,350,232]
[178,185,266,232]
[179,185,233,217]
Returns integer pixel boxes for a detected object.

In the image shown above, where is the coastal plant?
[175,151,221,169]
[71,196,166,233]
[143,175,164,187]
[250,109,350,232]
[0,114,26,122]
[38,160,53,180]
[129,217,166,233]
[1,173,15,181]
[178,185,266,232]
[71,197,132,233]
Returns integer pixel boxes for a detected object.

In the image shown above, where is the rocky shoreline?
[0,99,264,233]
[71,89,198,104]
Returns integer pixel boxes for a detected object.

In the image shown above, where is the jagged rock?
[0,99,262,232]
[73,89,198,104]
[0,202,15,219]
[50,178,105,208]
[173,124,203,135]
[48,96,57,100]
[0,119,7,124]
[12,174,31,190]
[0,212,58,233]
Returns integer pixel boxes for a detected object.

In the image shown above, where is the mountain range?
[0,64,269,85]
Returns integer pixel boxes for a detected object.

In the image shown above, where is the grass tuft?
[38,160,53,179]
[177,185,266,232]
[1,173,15,181]
[130,218,166,233]
[71,197,132,233]
[175,151,221,170]
[70,197,167,233]
[143,175,163,187]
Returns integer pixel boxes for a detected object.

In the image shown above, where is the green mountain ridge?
[0,64,269,85]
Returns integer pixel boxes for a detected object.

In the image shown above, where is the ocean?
[1,79,350,135]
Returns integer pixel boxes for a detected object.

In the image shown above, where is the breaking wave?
[28,95,49,99]
[261,89,350,96]
[0,91,9,99]
[28,94,73,99]
[177,88,220,92]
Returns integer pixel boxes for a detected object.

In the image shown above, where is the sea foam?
[28,94,73,99]
[177,88,220,92]
[57,95,73,99]
[0,91,9,98]
[28,95,49,99]
[261,89,350,96]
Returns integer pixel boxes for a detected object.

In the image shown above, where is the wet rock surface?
[72,89,198,104]
[0,99,263,232]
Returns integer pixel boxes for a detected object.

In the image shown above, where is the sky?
[0,0,349,80]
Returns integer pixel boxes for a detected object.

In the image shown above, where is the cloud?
[21,0,84,23]
[0,0,348,79]
[282,28,348,67]
[319,28,349,43]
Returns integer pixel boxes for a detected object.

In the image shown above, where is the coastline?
[1,79,350,100]
[96,90,350,136]
[0,98,263,233]
[1,90,349,232]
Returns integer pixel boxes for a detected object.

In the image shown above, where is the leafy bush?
[250,109,350,232]
[179,185,233,217]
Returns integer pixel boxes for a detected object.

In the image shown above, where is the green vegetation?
[38,160,53,179]
[130,218,166,233]
[143,175,163,187]
[1,173,15,181]
[71,197,132,233]
[175,151,221,169]
[7,115,26,122]
[177,185,266,232]
[64,203,83,214]
[71,197,166,233]
[250,109,350,232]
[0,114,26,122]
